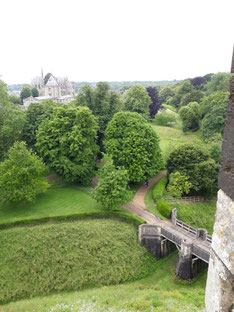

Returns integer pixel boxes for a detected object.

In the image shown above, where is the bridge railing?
[171,208,212,244]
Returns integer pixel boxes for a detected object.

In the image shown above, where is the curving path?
[123,171,167,225]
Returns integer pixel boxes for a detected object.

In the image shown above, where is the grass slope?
[0,253,207,312]
[0,186,143,228]
[175,202,216,235]
[0,219,156,305]
[151,123,206,160]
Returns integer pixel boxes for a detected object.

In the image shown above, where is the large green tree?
[36,105,99,184]
[199,91,228,118]
[201,106,227,140]
[159,86,175,103]
[179,102,200,132]
[123,84,151,118]
[92,161,130,210]
[75,82,120,154]
[0,142,49,203]
[167,144,218,193]
[0,81,25,160]
[21,100,55,149]
[205,72,230,93]
[105,112,163,182]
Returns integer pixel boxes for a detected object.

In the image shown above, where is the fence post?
[171,208,177,225]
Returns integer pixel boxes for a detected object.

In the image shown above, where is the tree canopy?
[0,142,49,203]
[21,100,55,149]
[36,105,99,184]
[146,86,162,118]
[123,84,151,118]
[20,85,32,103]
[105,112,163,182]
[179,102,200,132]
[167,144,218,192]
[92,161,130,210]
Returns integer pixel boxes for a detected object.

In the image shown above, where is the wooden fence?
[162,196,215,203]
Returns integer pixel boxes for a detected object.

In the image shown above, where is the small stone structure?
[205,47,234,312]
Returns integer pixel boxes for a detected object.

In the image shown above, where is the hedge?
[157,200,173,218]
[153,176,168,200]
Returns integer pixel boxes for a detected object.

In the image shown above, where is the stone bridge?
[138,208,211,280]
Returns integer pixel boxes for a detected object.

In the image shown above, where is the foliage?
[0,220,156,304]
[209,141,222,164]
[153,176,168,200]
[0,81,25,160]
[159,86,175,103]
[36,105,99,184]
[205,72,230,93]
[179,102,200,132]
[0,142,48,203]
[20,85,32,103]
[123,84,151,118]
[180,90,204,107]
[154,112,177,126]
[31,87,39,97]
[105,112,163,182]
[92,162,130,210]
[167,81,195,108]
[167,172,192,198]
[166,144,218,192]
[75,82,120,154]
[9,95,21,105]
[201,105,227,140]
[21,100,55,149]
[146,86,162,118]
[157,200,173,218]
[199,91,228,118]
[190,77,206,87]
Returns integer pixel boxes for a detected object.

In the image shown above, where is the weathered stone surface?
[219,49,234,201]
[205,190,234,311]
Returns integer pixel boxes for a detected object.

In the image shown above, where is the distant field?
[151,122,207,160]
[0,253,207,312]
[0,219,156,305]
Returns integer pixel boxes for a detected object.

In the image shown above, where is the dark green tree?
[167,144,218,192]
[159,86,175,103]
[205,72,230,93]
[199,91,228,118]
[180,90,204,107]
[201,106,227,140]
[0,142,49,203]
[105,112,163,182]
[32,87,39,97]
[36,105,99,184]
[9,95,21,105]
[20,85,32,103]
[92,161,130,210]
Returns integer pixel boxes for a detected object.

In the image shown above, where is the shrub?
[153,177,168,200]
[157,200,173,218]
[155,112,177,126]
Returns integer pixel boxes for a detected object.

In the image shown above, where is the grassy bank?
[0,253,207,312]
[175,202,216,235]
[0,186,143,229]
[0,219,156,305]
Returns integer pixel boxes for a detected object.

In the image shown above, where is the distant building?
[31,72,75,97]
[22,72,75,109]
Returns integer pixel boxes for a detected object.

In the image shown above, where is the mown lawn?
[151,123,207,160]
[0,253,207,312]
[0,184,142,228]
[175,202,216,235]
[0,219,156,305]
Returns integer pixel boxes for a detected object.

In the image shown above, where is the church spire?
[41,67,44,78]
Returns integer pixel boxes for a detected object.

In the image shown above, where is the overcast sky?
[1,0,233,84]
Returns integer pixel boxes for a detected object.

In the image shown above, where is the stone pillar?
[138,224,163,259]
[205,48,234,312]
[176,239,193,280]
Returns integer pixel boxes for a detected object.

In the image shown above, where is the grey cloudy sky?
[1,0,233,84]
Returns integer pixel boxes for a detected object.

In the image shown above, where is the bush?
[155,112,177,126]
[153,177,168,200]
[157,200,173,218]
